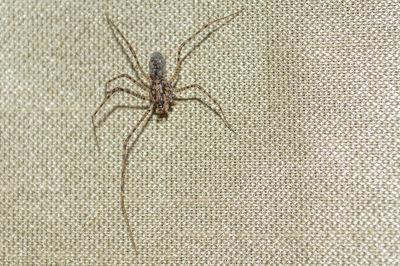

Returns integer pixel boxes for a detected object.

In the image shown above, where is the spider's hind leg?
[174,84,234,131]
[120,104,154,255]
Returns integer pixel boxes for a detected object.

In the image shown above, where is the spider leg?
[174,84,234,131]
[169,9,243,84]
[106,14,152,82]
[92,87,151,147]
[120,104,154,255]
[105,74,149,97]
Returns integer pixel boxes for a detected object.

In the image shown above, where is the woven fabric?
[1,0,399,264]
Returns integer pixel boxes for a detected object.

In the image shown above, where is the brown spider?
[91,9,242,254]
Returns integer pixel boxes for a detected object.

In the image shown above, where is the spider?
[91,9,242,254]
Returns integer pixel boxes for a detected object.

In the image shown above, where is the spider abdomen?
[151,79,174,114]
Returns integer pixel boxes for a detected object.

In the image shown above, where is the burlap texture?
[1,0,399,264]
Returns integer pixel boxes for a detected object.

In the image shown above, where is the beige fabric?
[1,0,399,264]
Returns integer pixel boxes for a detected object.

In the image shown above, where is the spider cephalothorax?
[92,10,242,254]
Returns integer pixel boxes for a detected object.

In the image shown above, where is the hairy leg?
[92,87,151,146]
[120,104,153,255]
[106,14,152,82]
[174,84,233,131]
[170,9,243,84]
[104,73,149,97]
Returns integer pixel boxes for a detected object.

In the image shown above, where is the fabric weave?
[1,0,399,264]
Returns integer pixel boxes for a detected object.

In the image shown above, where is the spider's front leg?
[169,9,243,84]
[106,14,152,82]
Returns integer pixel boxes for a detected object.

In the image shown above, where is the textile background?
[1,0,399,264]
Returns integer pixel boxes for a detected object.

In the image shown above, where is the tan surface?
[1,0,399,264]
